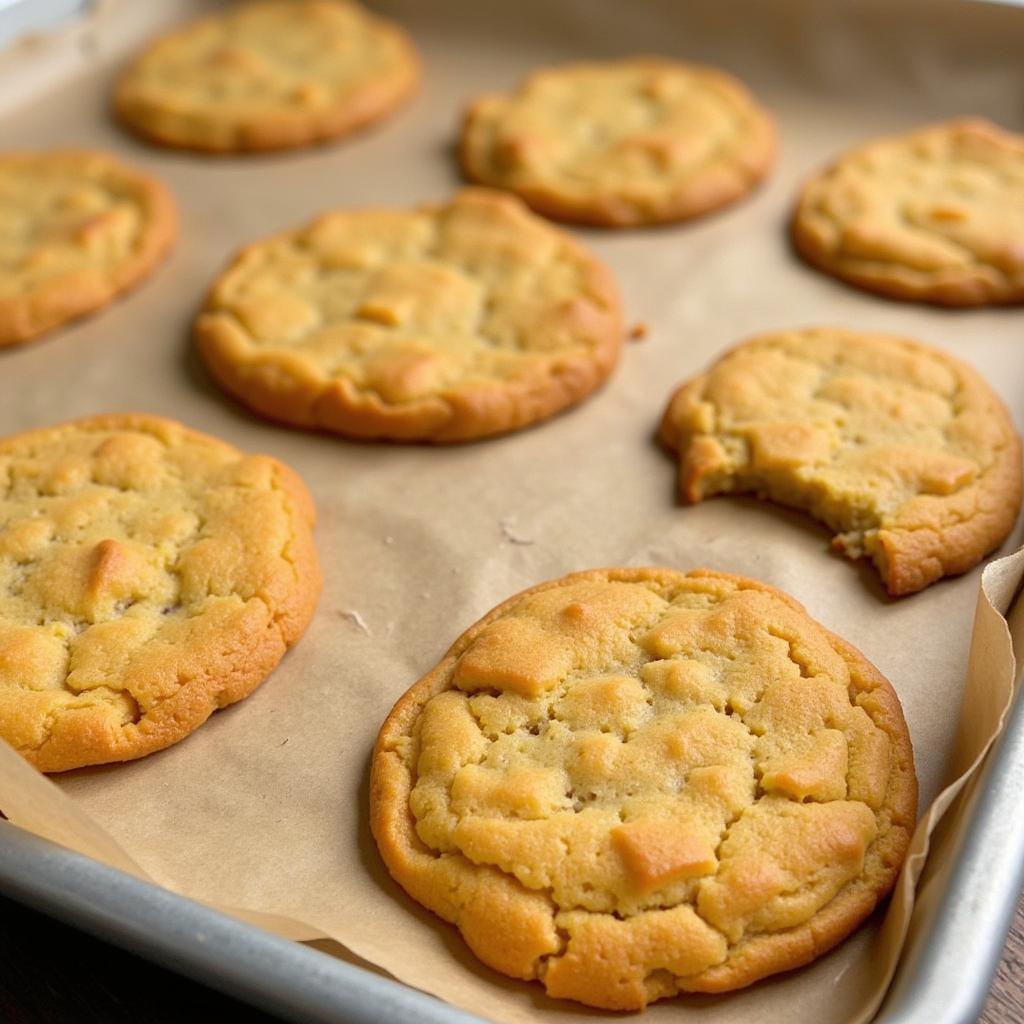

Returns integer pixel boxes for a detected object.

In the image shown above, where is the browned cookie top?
[195,189,623,442]
[371,568,916,1010]
[114,0,418,153]
[460,57,775,227]
[0,414,320,772]
[793,119,1024,305]
[0,150,176,346]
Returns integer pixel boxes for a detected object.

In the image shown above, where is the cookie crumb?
[629,322,649,341]
[500,516,535,545]
[340,609,371,635]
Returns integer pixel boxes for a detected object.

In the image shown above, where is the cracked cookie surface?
[370,568,916,1010]
[114,0,418,153]
[459,57,775,227]
[0,414,320,772]
[660,327,1022,596]
[792,119,1024,305]
[0,150,176,347]
[195,188,623,442]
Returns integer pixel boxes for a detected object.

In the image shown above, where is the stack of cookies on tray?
[1,0,1022,1012]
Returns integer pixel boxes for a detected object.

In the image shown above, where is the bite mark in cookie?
[660,327,1022,595]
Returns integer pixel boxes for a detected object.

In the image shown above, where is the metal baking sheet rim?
[0,0,1023,1021]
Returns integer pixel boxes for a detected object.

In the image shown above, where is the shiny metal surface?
[0,820,487,1024]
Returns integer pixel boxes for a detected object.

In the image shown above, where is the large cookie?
[114,0,418,153]
[0,414,320,772]
[792,119,1024,305]
[660,327,1022,596]
[371,568,917,1010]
[459,57,775,227]
[0,150,176,347]
[195,188,623,442]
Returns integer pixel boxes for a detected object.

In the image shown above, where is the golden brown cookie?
[660,327,1022,596]
[114,0,418,154]
[371,567,917,1010]
[195,188,623,442]
[0,150,176,347]
[459,57,775,227]
[792,119,1024,305]
[0,414,320,773]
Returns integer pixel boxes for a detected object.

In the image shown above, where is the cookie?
[792,119,1024,305]
[113,0,418,154]
[660,327,1022,596]
[195,188,623,442]
[459,57,775,227]
[0,150,176,347]
[371,568,916,1010]
[0,414,320,773]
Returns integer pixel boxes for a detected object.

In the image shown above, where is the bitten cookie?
[0,414,320,772]
[792,119,1024,305]
[195,188,623,442]
[0,150,176,347]
[459,57,775,227]
[371,568,917,1010]
[114,0,418,153]
[660,327,1022,596]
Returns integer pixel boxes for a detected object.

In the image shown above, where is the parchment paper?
[1,1,1023,1020]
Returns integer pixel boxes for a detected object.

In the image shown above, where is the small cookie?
[792,119,1024,305]
[371,568,916,1010]
[195,188,623,442]
[660,327,1022,595]
[0,414,320,772]
[459,57,775,227]
[114,0,418,153]
[0,150,176,347]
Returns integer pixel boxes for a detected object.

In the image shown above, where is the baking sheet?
[1,0,1023,1021]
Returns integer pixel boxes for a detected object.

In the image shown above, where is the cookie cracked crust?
[0,150,177,347]
[792,119,1024,306]
[114,0,419,154]
[660,327,1023,596]
[459,57,775,227]
[195,188,623,442]
[370,568,917,1010]
[0,414,320,773]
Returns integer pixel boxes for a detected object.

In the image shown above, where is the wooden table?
[980,897,1024,1024]
[2,889,1022,1022]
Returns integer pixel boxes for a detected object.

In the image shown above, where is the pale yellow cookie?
[0,150,176,347]
[371,568,917,1010]
[0,414,320,773]
[114,0,418,153]
[793,119,1024,305]
[195,188,623,442]
[460,57,775,227]
[660,327,1022,595]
